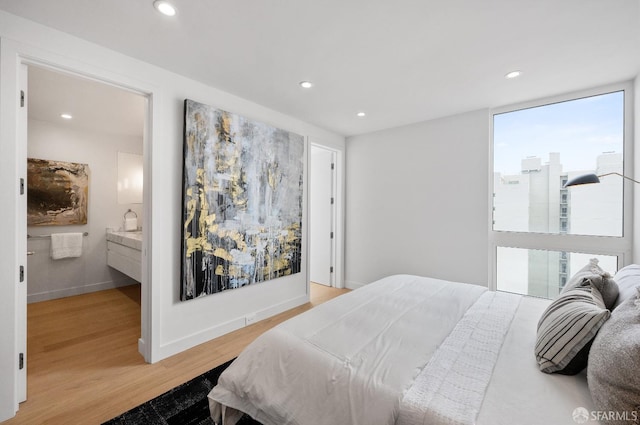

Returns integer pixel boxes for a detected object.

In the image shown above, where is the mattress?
[208,274,597,425]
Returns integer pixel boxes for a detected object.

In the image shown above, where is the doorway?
[309,143,337,287]
[20,64,148,402]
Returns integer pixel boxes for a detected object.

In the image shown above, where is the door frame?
[0,39,154,419]
[308,138,345,289]
[309,143,337,287]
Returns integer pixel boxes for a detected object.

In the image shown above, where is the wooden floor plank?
[4,283,349,424]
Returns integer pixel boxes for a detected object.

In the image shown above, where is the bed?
[208,274,605,425]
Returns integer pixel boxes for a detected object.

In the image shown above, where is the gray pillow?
[588,288,640,424]
[562,258,605,290]
[562,258,619,310]
[612,264,640,309]
[536,283,611,374]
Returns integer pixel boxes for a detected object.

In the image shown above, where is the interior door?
[17,63,28,403]
[309,145,335,286]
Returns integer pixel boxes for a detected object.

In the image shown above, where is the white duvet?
[208,274,596,425]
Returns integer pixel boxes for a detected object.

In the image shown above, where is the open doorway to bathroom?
[24,65,146,401]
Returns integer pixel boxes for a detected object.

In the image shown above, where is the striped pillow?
[535,283,611,374]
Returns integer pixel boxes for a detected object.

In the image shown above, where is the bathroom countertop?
[106,230,142,251]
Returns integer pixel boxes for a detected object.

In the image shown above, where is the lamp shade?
[564,173,600,187]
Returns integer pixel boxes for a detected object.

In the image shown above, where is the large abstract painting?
[27,158,89,226]
[181,99,305,301]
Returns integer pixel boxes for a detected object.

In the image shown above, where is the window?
[496,247,617,298]
[491,84,632,297]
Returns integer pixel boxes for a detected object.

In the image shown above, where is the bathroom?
[26,66,146,303]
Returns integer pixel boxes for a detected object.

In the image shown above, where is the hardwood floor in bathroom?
[6,282,349,425]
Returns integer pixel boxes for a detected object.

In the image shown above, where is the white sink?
[106,230,142,250]
[106,230,142,282]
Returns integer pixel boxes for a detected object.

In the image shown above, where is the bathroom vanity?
[106,230,142,282]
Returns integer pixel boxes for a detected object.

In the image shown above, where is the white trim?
[140,92,154,363]
[16,58,28,406]
[491,81,633,116]
[345,280,366,290]
[0,37,23,421]
[489,81,635,292]
[487,109,496,291]
[334,147,346,289]
[153,293,308,360]
[18,58,155,364]
[634,76,640,264]
[309,137,345,289]
[0,44,156,420]
[303,137,311,301]
[26,280,138,303]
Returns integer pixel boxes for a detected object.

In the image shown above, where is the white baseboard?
[138,337,147,361]
[345,280,366,290]
[27,279,138,303]
[152,294,309,362]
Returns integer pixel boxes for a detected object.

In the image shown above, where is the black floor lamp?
[564,172,640,188]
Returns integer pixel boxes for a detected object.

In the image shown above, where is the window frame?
[488,82,634,293]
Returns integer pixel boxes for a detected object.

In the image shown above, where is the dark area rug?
[103,358,261,425]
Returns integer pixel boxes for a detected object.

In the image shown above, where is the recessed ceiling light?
[60,113,73,120]
[505,70,522,79]
[356,112,366,117]
[299,81,313,89]
[154,1,177,16]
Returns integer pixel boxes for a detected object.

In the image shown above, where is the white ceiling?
[28,66,145,138]
[3,0,639,137]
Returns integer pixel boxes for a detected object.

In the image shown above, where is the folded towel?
[50,233,83,260]
[124,217,137,231]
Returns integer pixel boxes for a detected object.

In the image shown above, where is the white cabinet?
[106,231,142,282]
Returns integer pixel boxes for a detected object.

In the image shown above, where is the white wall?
[345,110,489,288]
[26,119,142,302]
[0,11,345,421]
[634,75,640,264]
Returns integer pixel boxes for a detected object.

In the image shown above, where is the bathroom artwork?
[27,158,89,226]
[181,99,304,301]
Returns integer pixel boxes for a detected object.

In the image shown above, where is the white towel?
[124,217,137,231]
[50,233,83,260]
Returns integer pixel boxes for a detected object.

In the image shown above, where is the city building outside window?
[490,84,633,298]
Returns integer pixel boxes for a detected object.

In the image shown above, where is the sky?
[493,91,624,175]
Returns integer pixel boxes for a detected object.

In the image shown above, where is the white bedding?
[208,274,597,425]
[398,290,521,425]
[477,296,596,425]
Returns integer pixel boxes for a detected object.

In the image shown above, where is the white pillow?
[612,264,640,309]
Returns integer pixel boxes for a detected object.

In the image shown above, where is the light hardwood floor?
[5,283,349,425]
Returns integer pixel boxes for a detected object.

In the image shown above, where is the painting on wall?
[27,158,89,226]
[181,99,305,301]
